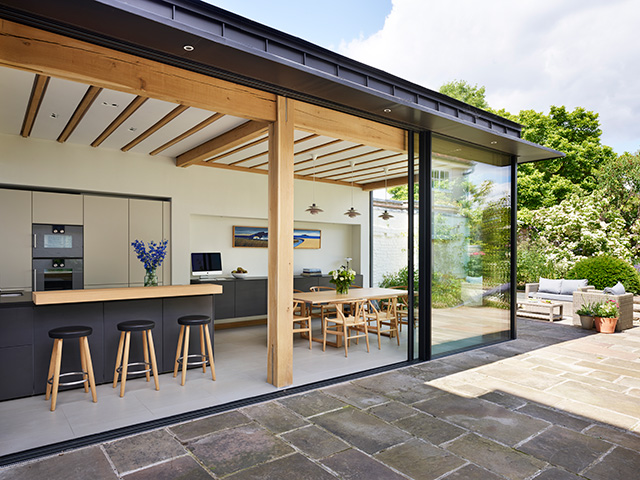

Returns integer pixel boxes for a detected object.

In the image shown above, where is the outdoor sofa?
[525,278,592,318]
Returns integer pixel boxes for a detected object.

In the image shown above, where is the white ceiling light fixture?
[379,166,394,220]
[344,159,361,218]
[306,154,323,215]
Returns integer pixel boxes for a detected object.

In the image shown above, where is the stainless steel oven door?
[33,224,83,258]
[33,259,83,291]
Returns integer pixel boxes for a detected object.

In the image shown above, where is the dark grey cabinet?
[0,305,34,400]
[235,279,268,317]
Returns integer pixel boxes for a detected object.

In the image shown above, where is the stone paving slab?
[516,403,594,432]
[366,400,416,422]
[320,449,407,480]
[186,423,294,477]
[312,407,411,454]
[518,425,611,472]
[169,410,251,441]
[103,429,187,475]
[277,391,347,418]
[280,425,349,459]
[445,433,547,480]
[225,453,337,480]
[393,412,466,446]
[374,438,466,480]
[414,391,550,446]
[582,446,640,480]
[121,455,211,480]
[241,401,309,433]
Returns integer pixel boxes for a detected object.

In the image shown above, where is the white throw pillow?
[604,281,626,295]
[560,279,588,295]
[539,277,562,294]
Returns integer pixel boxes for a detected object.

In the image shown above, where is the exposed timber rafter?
[21,74,49,137]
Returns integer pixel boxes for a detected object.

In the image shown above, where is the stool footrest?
[116,361,152,376]
[48,371,88,388]
[177,353,210,367]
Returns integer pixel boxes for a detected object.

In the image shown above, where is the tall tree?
[439,80,489,109]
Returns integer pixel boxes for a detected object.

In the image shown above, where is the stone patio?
[2,318,640,479]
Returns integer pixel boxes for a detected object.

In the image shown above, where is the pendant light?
[306,154,323,215]
[379,166,394,220]
[344,160,361,218]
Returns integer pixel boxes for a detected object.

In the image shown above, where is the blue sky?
[205,0,391,51]
[205,1,639,155]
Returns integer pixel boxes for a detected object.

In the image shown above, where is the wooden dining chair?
[309,285,336,321]
[390,286,417,332]
[323,298,369,357]
[292,300,312,349]
[365,297,400,349]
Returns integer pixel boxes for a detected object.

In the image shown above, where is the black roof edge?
[0,0,564,162]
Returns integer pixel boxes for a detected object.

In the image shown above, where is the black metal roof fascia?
[0,0,563,163]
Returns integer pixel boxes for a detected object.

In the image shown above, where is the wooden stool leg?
[79,338,89,393]
[50,339,63,411]
[173,325,185,377]
[81,336,98,403]
[199,325,207,373]
[113,332,125,388]
[146,329,160,391]
[181,326,190,386]
[45,338,59,401]
[120,332,131,397]
[142,331,150,382]
[204,324,215,381]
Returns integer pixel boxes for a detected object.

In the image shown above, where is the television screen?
[191,252,222,276]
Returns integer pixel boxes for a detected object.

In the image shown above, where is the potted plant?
[575,302,596,329]
[593,299,619,333]
[329,264,356,294]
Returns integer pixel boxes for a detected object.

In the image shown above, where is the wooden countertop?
[32,284,223,305]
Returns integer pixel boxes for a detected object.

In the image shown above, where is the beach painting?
[233,226,320,249]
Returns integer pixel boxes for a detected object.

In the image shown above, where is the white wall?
[190,215,361,277]
[0,133,370,285]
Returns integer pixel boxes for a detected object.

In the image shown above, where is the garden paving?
[2,318,640,480]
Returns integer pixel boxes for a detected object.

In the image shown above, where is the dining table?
[293,287,409,347]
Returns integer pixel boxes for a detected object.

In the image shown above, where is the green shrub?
[432,272,462,308]
[517,240,565,287]
[567,255,640,294]
[379,266,418,288]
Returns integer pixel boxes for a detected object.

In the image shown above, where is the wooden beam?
[214,136,268,164]
[0,20,276,123]
[91,96,148,147]
[121,104,189,152]
[293,99,407,153]
[21,74,49,137]
[57,85,102,143]
[267,96,294,388]
[295,148,384,174]
[195,160,353,187]
[149,113,224,156]
[176,120,269,167]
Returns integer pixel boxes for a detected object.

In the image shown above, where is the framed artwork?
[233,226,321,249]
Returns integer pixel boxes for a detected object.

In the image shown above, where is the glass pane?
[44,234,73,248]
[431,136,511,356]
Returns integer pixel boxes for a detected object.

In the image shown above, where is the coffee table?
[516,300,563,322]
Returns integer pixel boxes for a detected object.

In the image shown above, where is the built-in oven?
[33,224,83,259]
[33,224,83,291]
[33,258,83,291]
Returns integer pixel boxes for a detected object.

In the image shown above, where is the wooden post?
[267,96,294,387]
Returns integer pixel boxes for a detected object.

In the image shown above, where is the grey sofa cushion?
[539,278,563,294]
[604,281,626,295]
[531,292,572,302]
[560,278,588,295]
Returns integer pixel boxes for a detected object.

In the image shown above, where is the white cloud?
[340,0,640,154]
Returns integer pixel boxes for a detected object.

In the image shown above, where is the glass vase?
[336,283,350,294]
[144,269,158,287]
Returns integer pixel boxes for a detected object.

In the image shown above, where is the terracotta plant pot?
[579,315,594,330]
[597,316,618,334]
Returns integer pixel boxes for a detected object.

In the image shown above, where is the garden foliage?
[567,255,640,294]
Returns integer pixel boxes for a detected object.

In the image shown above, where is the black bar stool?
[45,325,97,411]
[173,315,215,386]
[113,320,160,397]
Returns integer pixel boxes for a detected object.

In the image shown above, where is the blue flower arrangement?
[131,239,168,286]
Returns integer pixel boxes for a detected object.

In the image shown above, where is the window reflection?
[431,136,511,356]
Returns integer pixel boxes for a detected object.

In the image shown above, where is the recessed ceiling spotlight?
[49,113,58,119]
[383,108,392,113]
[102,101,119,108]
[128,127,137,132]
[490,141,498,145]
[183,45,195,52]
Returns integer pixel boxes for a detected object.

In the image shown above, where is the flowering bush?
[329,265,356,294]
[466,251,484,277]
[593,299,619,318]
[131,239,168,271]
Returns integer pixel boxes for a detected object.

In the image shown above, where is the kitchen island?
[0,284,222,400]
